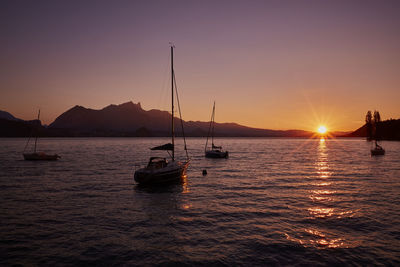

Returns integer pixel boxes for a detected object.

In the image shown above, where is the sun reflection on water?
[314,182,331,186]
[311,140,335,205]
[285,230,346,249]
[309,195,333,202]
[181,174,190,194]
[286,138,353,249]
[308,207,335,218]
[175,174,194,222]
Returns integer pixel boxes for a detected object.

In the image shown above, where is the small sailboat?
[371,140,385,156]
[134,45,190,185]
[370,112,385,156]
[205,101,228,158]
[23,110,60,161]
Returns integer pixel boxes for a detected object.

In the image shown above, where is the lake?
[0,137,399,265]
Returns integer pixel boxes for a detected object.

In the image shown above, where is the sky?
[1,0,399,131]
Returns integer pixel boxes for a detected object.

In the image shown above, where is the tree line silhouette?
[365,110,381,141]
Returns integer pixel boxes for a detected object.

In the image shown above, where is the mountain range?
[2,101,398,139]
[0,110,22,122]
[0,111,42,137]
[48,101,315,137]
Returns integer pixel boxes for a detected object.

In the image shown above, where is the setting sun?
[318,126,327,134]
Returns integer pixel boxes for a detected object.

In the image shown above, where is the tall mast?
[34,109,40,153]
[171,45,175,161]
[205,101,215,152]
[211,101,215,146]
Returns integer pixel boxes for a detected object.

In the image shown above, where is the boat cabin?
[146,157,168,170]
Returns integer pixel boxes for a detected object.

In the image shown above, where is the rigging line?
[23,135,32,153]
[173,70,189,160]
[205,102,213,151]
[23,109,39,153]
[33,109,40,153]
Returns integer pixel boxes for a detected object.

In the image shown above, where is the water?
[1,137,399,265]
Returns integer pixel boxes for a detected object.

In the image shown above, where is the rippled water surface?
[1,137,400,265]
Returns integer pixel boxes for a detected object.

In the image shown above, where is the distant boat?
[23,110,60,161]
[205,101,228,158]
[134,45,190,185]
[371,140,385,156]
[370,113,385,156]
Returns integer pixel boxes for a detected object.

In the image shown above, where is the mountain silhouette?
[50,102,148,132]
[0,110,22,121]
[347,119,400,140]
[8,102,392,138]
[0,111,42,137]
[48,101,314,137]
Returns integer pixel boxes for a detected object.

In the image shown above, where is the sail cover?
[151,143,174,151]
[212,144,222,149]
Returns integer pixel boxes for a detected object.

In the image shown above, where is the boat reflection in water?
[134,173,190,193]
[133,173,193,255]
[133,181,190,257]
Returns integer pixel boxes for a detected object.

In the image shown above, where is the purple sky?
[1,0,399,131]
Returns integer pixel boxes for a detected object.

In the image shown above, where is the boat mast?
[171,45,175,161]
[34,109,40,153]
[211,101,215,147]
[205,101,215,152]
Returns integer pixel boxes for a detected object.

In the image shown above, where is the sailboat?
[23,110,60,161]
[134,45,190,185]
[205,101,228,158]
[370,113,385,156]
[371,140,385,156]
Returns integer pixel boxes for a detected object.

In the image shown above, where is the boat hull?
[23,153,60,161]
[205,150,229,158]
[371,149,385,156]
[134,161,189,185]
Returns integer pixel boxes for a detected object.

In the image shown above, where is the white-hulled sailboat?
[23,109,60,161]
[205,101,228,158]
[134,45,190,185]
